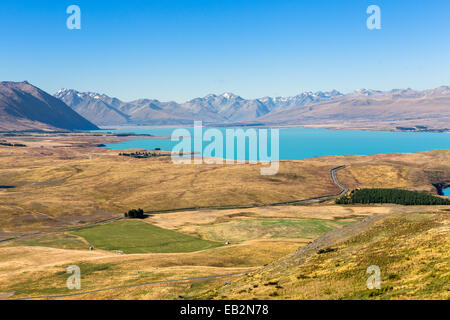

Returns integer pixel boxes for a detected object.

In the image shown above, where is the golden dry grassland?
[0,134,448,300]
[196,211,449,300]
[1,136,449,238]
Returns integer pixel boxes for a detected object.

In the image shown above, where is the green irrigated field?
[191,218,353,243]
[72,220,222,254]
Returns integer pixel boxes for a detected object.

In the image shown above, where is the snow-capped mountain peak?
[221,92,239,99]
[53,86,449,127]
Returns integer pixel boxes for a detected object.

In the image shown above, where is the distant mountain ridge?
[55,88,344,125]
[2,80,447,132]
[259,86,450,130]
[55,86,450,130]
[0,82,98,131]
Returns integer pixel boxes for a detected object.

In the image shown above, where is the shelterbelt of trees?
[0,141,26,147]
[336,188,450,205]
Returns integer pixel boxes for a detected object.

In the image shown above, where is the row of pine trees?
[336,188,450,205]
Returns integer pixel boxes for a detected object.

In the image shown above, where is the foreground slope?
[1,208,446,300]
[0,81,98,131]
[194,211,449,300]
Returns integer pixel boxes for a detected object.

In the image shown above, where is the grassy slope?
[2,145,449,237]
[190,219,352,243]
[1,209,448,299]
[191,211,449,300]
[71,220,222,254]
[0,142,449,300]
[0,145,342,235]
[0,240,300,299]
[336,150,450,193]
[8,233,88,250]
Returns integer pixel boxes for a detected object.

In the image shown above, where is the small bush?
[388,274,399,280]
[317,247,337,254]
[269,292,279,297]
[125,208,145,219]
[368,286,393,297]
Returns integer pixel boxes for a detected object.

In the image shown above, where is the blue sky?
[1,0,449,102]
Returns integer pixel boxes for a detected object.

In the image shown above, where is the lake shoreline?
[96,127,450,162]
[98,124,450,133]
[437,185,450,197]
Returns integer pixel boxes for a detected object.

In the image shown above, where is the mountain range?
[1,81,449,132]
[53,88,344,125]
[55,86,450,130]
[0,81,98,131]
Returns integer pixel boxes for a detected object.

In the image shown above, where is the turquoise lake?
[443,188,450,197]
[98,127,450,161]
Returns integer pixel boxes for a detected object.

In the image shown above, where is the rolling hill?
[0,81,98,131]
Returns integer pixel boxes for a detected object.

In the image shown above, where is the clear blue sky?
[1,0,449,102]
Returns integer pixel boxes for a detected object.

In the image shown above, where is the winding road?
[331,165,348,196]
